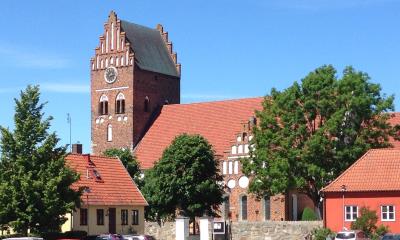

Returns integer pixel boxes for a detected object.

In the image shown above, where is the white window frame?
[381,205,395,221]
[345,205,358,221]
[107,124,113,142]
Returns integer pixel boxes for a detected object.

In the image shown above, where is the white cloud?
[0,43,70,69]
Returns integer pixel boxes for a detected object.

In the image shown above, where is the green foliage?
[103,148,143,188]
[301,207,317,221]
[242,65,397,210]
[142,134,224,221]
[375,224,389,237]
[0,85,81,234]
[351,207,378,236]
[312,227,334,240]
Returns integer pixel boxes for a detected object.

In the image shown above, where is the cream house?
[63,148,147,235]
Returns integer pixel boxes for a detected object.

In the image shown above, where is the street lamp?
[84,187,91,234]
[341,184,346,230]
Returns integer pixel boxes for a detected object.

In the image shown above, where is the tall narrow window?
[222,162,227,175]
[132,210,139,225]
[121,209,128,225]
[115,93,125,114]
[234,161,239,174]
[240,195,247,221]
[97,209,104,225]
[80,208,88,226]
[107,124,113,142]
[144,96,150,112]
[99,95,109,115]
[263,195,270,220]
[223,195,230,219]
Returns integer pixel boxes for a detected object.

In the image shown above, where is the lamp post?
[84,187,91,234]
[341,184,346,230]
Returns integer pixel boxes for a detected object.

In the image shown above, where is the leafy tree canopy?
[243,65,397,210]
[142,134,224,221]
[103,148,143,188]
[0,85,81,234]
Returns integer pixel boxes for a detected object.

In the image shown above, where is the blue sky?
[0,0,399,153]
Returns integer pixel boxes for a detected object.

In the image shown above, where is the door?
[109,208,116,233]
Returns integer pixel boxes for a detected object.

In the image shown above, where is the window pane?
[346,213,351,220]
[241,196,247,220]
[382,206,387,212]
[389,206,394,212]
[264,196,270,220]
[389,213,394,220]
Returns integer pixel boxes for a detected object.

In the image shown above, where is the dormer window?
[99,95,109,115]
[115,93,125,114]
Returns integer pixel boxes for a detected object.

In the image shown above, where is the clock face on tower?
[104,66,118,83]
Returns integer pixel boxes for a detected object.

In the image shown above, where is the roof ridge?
[120,19,157,32]
[67,153,119,160]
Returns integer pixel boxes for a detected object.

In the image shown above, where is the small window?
[80,208,88,226]
[263,195,270,220]
[121,209,128,225]
[382,205,395,221]
[228,161,233,174]
[99,95,109,115]
[240,195,247,221]
[115,93,125,114]
[97,209,104,225]
[107,124,113,142]
[345,206,358,221]
[144,96,150,112]
[223,195,230,219]
[132,210,139,225]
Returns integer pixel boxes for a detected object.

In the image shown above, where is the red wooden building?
[322,149,400,233]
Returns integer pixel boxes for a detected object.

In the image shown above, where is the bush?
[351,207,378,236]
[312,227,335,240]
[301,207,317,221]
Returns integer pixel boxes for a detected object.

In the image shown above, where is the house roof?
[66,154,147,206]
[134,97,264,169]
[120,20,179,77]
[322,148,400,193]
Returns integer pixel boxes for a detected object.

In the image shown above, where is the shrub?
[351,207,378,236]
[312,227,335,240]
[301,207,317,221]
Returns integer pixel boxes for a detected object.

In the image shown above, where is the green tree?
[142,134,224,222]
[351,207,389,239]
[0,85,81,234]
[243,65,397,214]
[103,148,143,188]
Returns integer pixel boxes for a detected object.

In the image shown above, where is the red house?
[322,149,400,233]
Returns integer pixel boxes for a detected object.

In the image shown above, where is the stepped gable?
[120,19,180,77]
[134,97,264,169]
[322,148,400,192]
[66,154,147,206]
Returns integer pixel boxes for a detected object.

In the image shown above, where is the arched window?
[115,93,125,114]
[99,95,109,115]
[107,124,112,142]
[240,195,247,221]
[263,195,270,220]
[144,96,150,112]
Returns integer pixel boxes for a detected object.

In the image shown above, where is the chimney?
[72,143,83,154]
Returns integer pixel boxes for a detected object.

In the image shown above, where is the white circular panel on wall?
[227,179,236,189]
[238,176,249,188]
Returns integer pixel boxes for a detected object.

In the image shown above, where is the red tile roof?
[66,154,147,206]
[134,97,264,169]
[322,148,400,192]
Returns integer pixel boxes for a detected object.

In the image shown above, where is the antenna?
[67,113,72,153]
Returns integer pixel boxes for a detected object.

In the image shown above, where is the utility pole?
[67,113,72,152]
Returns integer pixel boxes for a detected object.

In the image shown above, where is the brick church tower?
[90,11,181,154]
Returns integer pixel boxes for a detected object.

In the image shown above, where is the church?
[90,11,314,223]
